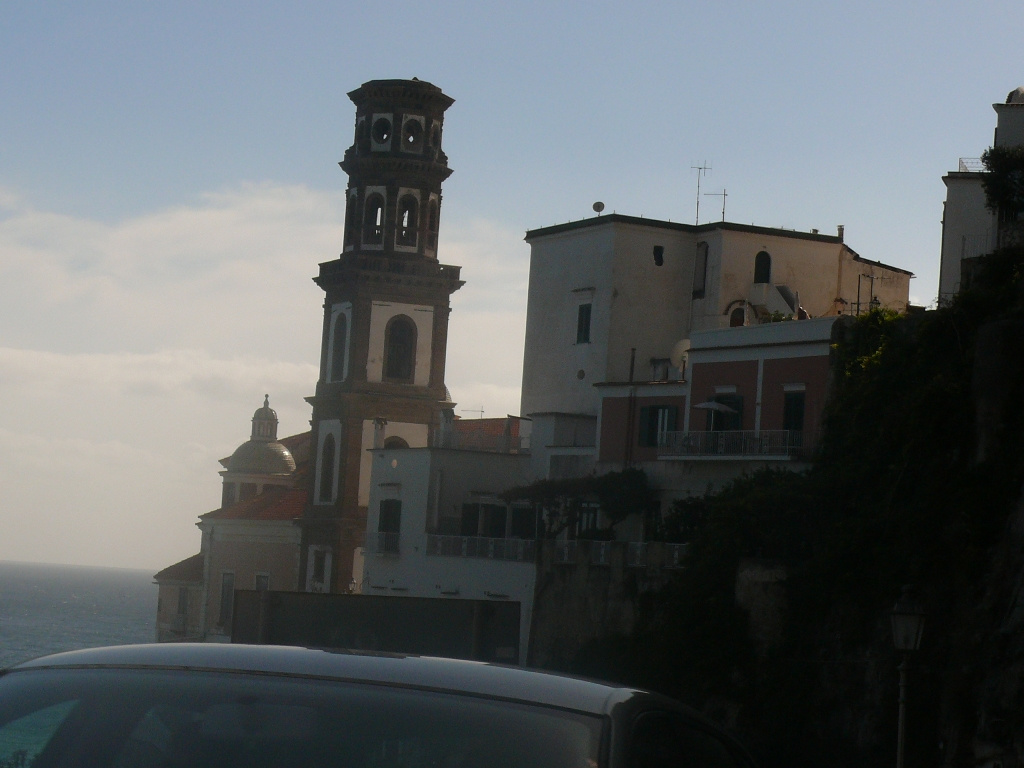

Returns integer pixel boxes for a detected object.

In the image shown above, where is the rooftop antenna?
[461,406,484,418]
[705,189,727,221]
[592,201,605,215]
[691,162,711,225]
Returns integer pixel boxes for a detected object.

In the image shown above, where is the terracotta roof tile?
[453,417,522,440]
[153,552,204,583]
[202,486,308,522]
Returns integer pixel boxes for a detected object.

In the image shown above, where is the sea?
[0,560,158,668]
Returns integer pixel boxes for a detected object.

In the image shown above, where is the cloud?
[0,184,528,569]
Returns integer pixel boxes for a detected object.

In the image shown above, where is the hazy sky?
[1,1,1020,570]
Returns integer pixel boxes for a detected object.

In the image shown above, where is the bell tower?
[301,79,464,593]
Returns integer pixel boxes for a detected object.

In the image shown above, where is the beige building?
[520,215,912,474]
[154,398,310,642]
[938,86,1024,303]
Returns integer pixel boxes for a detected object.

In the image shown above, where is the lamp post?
[891,587,926,768]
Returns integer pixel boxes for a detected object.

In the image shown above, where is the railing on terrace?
[590,541,611,566]
[659,430,808,459]
[959,157,984,173]
[554,540,577,565]
[434,431,528,454]
[376,532,400,555]
[626,542,648,568]
[664,543,690,569]
[426,535,536,562]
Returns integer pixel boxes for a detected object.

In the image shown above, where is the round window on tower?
[372,117,392,146]
[403,119,424,152]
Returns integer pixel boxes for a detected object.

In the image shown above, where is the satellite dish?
[592,201,605,214]
[670,339,691,372]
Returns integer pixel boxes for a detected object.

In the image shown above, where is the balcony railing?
[626,542,648,568]
[433,431,528,454]
[959,157,984,173]
[426,535,536,562]
[658,430,808,459]
[554,540,577,564]
[377,532,400,555]
[590,541,611,566]
[665,543,690,569]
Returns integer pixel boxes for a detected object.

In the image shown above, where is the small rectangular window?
[379,499,402,533]
[218,572,234,627]
[312,550,326,582]
[378,499,402,555]
[576,303,592,344]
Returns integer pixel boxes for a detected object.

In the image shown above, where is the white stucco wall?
[520,225,616,417]
[362,447,535,662]
[605,224,695,383]
[995,103,1024,148]
[358,420,429,506]
[937,177,997,303]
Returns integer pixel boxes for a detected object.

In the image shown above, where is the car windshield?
[0,667,603,768]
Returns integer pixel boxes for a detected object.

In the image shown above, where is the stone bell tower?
[300,79,464,593]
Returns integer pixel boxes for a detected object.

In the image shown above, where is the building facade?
[938,86,1024,303]
[520,215,911,481]
[154,398,309,641]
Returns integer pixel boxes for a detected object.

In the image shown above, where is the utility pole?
[691,162,711,225]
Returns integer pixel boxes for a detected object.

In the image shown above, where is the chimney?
[837,225,845,242]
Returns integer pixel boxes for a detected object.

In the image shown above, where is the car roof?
[9,643,651,716]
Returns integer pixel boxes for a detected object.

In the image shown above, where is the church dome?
[1006,87,1024,105]
[227,439,296,475]
[225,395,296,475]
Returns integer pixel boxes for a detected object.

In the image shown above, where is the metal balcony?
[376,532,400,555]
[426,535,536,562]
[658,430,808,459]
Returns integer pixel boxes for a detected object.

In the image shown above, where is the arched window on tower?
[383,315,417,383]
[427,200,439,249]
[330,313,348,382]
[730,307,746,327]
[344,195,358,248]
[318,434,336,503]
[754,251,771,284]
[364,195,385,245]
[397,196,418,246]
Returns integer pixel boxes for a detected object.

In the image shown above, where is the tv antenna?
[705,189,727,221]
[691,162,711,225]
[461,406,484,418]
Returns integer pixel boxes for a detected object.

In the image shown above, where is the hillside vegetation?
[568,188,1024,764]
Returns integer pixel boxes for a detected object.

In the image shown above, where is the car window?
[0,668,603,768]
[0,700,79,768]
[629,711,744,768]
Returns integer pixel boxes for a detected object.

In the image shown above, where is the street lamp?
[891,587,926,768]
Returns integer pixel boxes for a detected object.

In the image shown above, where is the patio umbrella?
[693,401,737,413]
